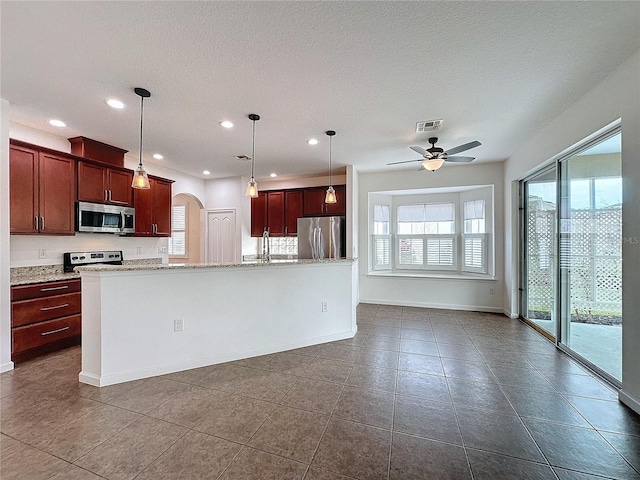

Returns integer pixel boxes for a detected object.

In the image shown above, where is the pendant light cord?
[251,118,256,179]
[139,95,144,168]
[329,134,333,186]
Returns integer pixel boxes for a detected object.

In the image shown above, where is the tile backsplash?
[10,233,169,267]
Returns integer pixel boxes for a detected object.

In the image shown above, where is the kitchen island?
[77,259,357,386]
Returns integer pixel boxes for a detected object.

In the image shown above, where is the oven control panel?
[63,251,123,272]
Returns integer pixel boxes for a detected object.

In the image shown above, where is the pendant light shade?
[132,87,151,189]
[325,130,337,204]
[245,114,260,198]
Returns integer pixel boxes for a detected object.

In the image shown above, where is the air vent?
[415,119,443,133]
[234,155,252,161]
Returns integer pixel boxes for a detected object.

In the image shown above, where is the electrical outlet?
[174,319,184,332]
[38,249,47,259]
[158,246,168,254]
[321,301,328,312]
[136,247,142,254]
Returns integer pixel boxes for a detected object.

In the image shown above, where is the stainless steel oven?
[76,201,135,234]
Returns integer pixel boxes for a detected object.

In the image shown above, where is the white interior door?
[207,210,236,264]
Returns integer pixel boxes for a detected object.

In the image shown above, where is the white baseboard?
[503,308,519,319]
[0,361,14,373]
[618,389,640,415]
[358,298,504,315]
[79,330,355,387]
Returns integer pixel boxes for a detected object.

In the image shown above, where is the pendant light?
[325,130,337,204]
[131,87,151,189]
[245,114,260,198]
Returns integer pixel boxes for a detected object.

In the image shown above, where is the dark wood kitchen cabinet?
[77,161,133,206]
[250,190,299,237]
[11,279,82,363]
[9,142,75,235]
[266,191,285,236]
[251,192,268,237]
[134,176,173,236]
[303,185,346,217]
[284,190,303,236]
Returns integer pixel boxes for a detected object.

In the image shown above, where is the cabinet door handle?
[40,285,69,292]
[105,189,109,202]
[41,326,70,336]
[285,226,288,235]
[34,216,39,231]
[40,216,45,231]
[40,303,69,312]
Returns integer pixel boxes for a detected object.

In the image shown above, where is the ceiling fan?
[388,137,481,172]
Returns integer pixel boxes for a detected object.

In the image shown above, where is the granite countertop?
[76,258,356,272]
[10,258,164,286]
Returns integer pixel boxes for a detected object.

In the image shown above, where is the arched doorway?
[170,193,204,264]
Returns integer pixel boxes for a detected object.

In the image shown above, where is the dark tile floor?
[1,303,639,479]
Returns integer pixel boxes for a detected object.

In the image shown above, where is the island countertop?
[76,257,356,272]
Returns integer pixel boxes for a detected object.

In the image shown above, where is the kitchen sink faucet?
[262,228,271,262]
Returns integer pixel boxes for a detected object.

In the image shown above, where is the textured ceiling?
[2,1,639,180]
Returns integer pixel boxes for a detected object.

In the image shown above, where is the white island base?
[78,259,357,386]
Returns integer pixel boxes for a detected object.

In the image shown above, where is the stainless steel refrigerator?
[297,217,345,259]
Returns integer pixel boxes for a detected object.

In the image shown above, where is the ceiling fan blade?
[445,156,475,163]
[418,164,426,171]
[409,145,428,156]
[387,158,423,165]
[444,140,481,156]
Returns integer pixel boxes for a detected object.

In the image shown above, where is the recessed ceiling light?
[307,138,319,145]
[48,119,66,127]
[153,153,164,160]
[105,98,126,109]
[203,170,211,175]
[270,173,277,178]
[219,120,234,129]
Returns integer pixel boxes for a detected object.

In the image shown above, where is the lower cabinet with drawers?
[11,278,82,363]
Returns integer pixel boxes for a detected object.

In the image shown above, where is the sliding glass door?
[558,132,622,382]
[522,167,558,339]
[521,129,622,384]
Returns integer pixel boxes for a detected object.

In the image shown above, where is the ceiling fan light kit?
[387,136,481,172]
[422,158,445,172]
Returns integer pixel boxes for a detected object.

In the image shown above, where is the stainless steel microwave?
[76,201,135,234]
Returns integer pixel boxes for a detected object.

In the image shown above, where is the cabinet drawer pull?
[40,303,69,311]
[41,326,70,336]
[40,285,69,292]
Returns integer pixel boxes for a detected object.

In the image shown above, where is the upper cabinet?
[250,186,344,237]
[134,176,173,236]
[77,161,133,206]
[250,191,286,237]
[251,192,268,237]
[303,185,346,217]
[10,142,75,235]
[284,190,303,236]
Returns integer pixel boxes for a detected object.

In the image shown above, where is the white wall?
[358,162,505,312]
[1,100,13,372]
[204,176,251,261]
[503,50,640,412]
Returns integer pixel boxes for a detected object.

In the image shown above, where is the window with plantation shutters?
[169,204,187,256]
[463,199,486,272]
[372,205,391,270]
[368,187,493,277]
